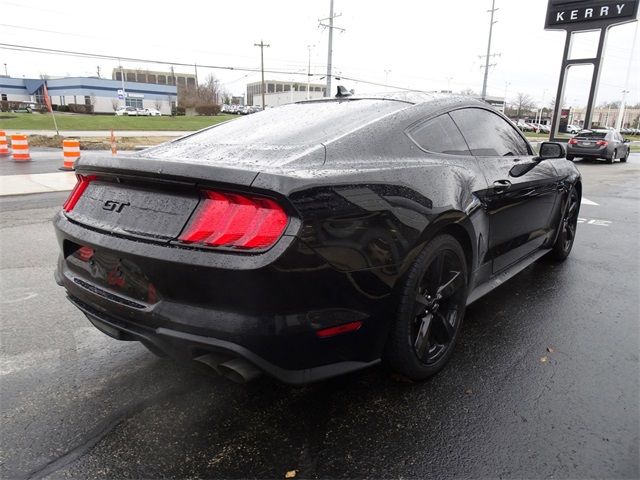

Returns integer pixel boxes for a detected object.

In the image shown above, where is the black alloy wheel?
[621,149,629,163]
[385,234,468,380]
[551,187,580,261]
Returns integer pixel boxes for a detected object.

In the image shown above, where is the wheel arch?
[412,210,477,283]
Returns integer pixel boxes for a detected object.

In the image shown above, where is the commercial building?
[112,68,197,88]
[246,80,326,106]
[0,76,177,114]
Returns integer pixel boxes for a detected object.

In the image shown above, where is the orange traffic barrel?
[110,129,117,155]
[0,131,9,157]
[60,138,80,171]
[11,134,30,161]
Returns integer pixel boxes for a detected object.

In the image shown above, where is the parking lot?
[1,152,638,479]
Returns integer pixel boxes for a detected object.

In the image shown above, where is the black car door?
[450,108,560,273]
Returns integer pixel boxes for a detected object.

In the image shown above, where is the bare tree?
[459,88,477,96]
[154,99,162,111]
[111,99,119,112]
[515,92,535,118]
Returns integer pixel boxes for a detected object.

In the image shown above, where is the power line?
[0,42,434,94]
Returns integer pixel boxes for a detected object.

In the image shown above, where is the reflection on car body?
[54,91,582,384]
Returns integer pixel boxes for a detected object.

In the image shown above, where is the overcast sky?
[1,0,638,108]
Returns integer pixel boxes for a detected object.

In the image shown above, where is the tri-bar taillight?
[178,190,288,250]
[63,175,96,212]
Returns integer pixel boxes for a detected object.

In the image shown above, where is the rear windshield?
[576,131,607,138]
[171,100,407,147]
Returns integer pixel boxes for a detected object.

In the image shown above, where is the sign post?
[545,0,638,141]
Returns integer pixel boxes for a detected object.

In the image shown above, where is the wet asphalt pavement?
[1,155,638,479]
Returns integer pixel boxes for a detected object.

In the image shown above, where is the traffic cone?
[0,131,9,157]
[110,130,117,155]
[11,134,30,161]
[60,138,80,171]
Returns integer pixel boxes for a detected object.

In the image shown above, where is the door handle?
[493,180,511,194]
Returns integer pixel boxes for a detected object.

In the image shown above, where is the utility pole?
[615,20,638,131]
[481,0,499,101]
[4,63,8,76]
[319,0,344,97]
[307,44,314,100]
[384,69,392,85]
[254,40,270,109]
[96,66,101,78]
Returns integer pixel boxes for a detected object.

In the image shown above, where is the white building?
[246,80,326,107]
[0,76,177,114]
[251,90,325,108]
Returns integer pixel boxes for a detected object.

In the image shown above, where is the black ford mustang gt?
[54,92,581,384]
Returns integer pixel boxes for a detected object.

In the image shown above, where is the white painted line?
[581,197,599,206]
[0,172,77,196]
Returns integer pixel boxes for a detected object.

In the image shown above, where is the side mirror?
[537,141,565,161]
[623,139,630,144]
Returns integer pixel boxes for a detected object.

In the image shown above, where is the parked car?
[53,93,581,384]
[567,129,631,163]
[566,124,581,134]
[145,108,162,116]
[135,108,150,116]
[115,106,138,116]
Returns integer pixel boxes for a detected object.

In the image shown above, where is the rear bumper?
[65,293,380,384]
[53,212,397,384]
[566,146,608,158]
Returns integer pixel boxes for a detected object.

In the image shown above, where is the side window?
[408,114,471,156]
[450,108,531,157]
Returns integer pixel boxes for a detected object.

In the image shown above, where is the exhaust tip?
[216,358,262,383]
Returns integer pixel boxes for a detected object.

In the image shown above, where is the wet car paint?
[53,95,582,383]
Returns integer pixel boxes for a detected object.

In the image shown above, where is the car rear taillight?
[178,190,288,250]
[596,140,608,146]
[63,175,96,212]
[568,138,578,145]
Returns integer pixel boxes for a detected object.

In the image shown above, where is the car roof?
[296,91,470,106]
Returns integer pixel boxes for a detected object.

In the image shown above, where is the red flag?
[43,83,53,113]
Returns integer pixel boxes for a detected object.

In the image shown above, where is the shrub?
[173,106,186,116]
[0,101,23,112]
[67,103,94,114]
[195,104,221,116]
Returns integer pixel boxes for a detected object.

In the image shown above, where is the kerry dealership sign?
[545,1,638,29]
[545,0,638,140]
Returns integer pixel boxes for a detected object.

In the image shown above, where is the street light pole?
[307,44,314,100]
[254,40,270,109]
[503,81,510,114]
[615,20,638,131]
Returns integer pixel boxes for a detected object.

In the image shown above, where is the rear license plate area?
[66,242,158,305]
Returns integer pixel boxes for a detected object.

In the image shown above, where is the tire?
[607,150,616,164]
[384,234,468,381]
[566,155,574,161]
[551,187,580,262]
[621,149,629,163]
